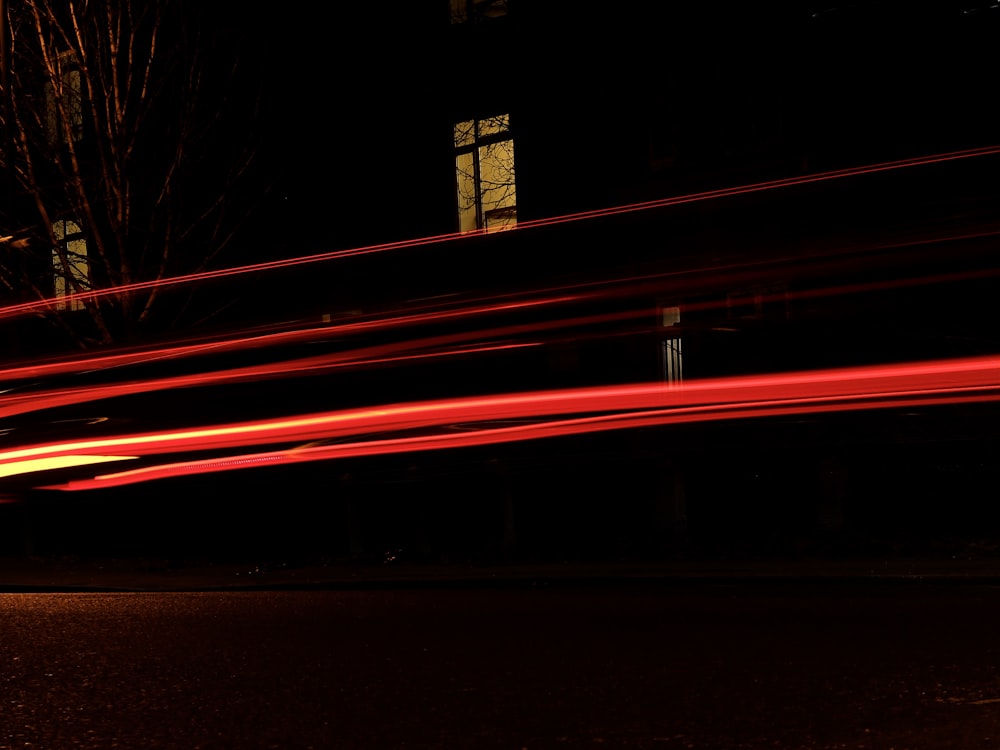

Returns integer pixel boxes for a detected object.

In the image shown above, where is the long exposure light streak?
[2,209,998,400]
[3,238,998,426]
[2,144,998,323]
[10,354,1000,489]
[0,293,588,385]
[0,454,136,479]
[0,339,542,422]
[4,220,999,412]
[46,383,1000,491]
[0,303,650,422]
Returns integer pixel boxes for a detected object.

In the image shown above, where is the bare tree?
[0,0,262,346]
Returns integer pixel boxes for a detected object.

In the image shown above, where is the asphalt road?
[2,583,1000,749]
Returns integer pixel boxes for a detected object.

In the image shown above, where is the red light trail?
[0,146,998,490]
[1,144,997,323]
[0,291,593,386]
[9,353,1000,490]
[2,216,998,413]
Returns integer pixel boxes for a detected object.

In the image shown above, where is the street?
[2,583,1000,748]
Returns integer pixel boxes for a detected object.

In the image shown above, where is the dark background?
[3,1,1000,567]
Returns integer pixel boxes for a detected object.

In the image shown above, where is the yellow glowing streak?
[0,410,400,465]
[0,454,137,478]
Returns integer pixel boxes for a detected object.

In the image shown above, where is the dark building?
[264,1,1000,382]
[218,1,1000,562]
[4,1,1000,562]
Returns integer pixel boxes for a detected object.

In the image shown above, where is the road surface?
[2,583,999,748]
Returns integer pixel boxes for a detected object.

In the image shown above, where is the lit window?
[52,219,89,311]
[454,114,517,233]
[45,52,83,146]
[450,0,508,24]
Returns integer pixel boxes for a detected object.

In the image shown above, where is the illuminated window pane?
[52,219,89,311]
[478,113,510,138]
[456,151,479,233]
[454,120,475,148]
[454,114,516,233]
[478,138,517,229]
